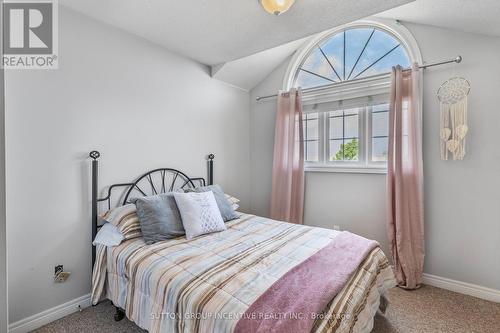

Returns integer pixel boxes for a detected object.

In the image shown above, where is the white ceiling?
[377,0,500,38]
[211,37,310,91]
[61,0,412,66]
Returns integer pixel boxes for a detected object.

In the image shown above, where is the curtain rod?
[256,55,462,101]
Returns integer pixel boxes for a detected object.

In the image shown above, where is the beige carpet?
[33,285,500,333]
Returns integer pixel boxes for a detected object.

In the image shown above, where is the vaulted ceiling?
[61,0,500,91]
[377,0,500,38]
[61,0,413,66]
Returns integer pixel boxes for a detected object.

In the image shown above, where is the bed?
[89,151,396,333]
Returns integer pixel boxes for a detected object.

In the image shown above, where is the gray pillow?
[186,184,239,222]
[134,193,185,244]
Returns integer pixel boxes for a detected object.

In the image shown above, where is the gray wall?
[0,73,6,331]
[250,22,500,291]
[0,2,8,331]
[5,7,250,323]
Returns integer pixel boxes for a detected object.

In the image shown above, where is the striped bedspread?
[92,213,396,333]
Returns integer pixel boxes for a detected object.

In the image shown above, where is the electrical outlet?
[54,265,71,283]
[54,271,71,283]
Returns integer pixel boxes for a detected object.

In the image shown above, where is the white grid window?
[303,113,319,162]
[292,24,412,173]
[302,101,389,172]
[370,103,390,162]
[329,109,360,161]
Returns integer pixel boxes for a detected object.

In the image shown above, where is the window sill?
[305,166,387,174]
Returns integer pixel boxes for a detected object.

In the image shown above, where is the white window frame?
[284,18,422,174]
[301,74,392,173]
[327,108,366,168]
[303,101,390,174]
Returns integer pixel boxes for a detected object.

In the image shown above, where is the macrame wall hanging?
[438,77,471,160]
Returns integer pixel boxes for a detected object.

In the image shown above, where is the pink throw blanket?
[234,231,378,333]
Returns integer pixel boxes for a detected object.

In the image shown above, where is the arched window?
[285,21,420,172]
[294,28,410,89]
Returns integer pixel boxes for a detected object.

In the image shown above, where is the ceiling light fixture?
[259,0,295,16]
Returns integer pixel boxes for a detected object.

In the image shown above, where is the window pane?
[329,117,343,139]
[328,109,360,162]
[294,27,410,88]
[295,70,332,89]
[372,137,388,161]
[373,46,410,74]
[345,114,359,138]
[329,109,359,139]
[372,110,388,137]
[301,47,339,82]
[344,28,374,79]
[306,118,318,140]
[318,32,344,80]
[330,140,343,161]
[306,141,319,162]
[302,113,319,162]
[349,29,406,79]
[303,113,319,141]
[371,104,389,162]
[330,138,359,161]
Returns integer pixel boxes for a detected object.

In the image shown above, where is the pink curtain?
[387,65,425,290]
[270,88,305,224]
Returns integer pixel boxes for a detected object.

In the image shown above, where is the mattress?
[92,213,396,333]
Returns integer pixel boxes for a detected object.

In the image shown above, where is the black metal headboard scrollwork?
[89,151,214,266]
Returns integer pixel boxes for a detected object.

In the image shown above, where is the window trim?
[286,18,422,174]
[325,109,363,165]
[305,165,387,174]
[303,99,390,173]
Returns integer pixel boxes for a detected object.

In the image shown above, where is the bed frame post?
[208,153,215,185]
[89,150,101,267]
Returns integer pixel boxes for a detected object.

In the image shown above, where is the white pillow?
[93,223,125,247]
[173,191,226,240]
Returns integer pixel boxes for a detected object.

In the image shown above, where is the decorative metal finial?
[208,154,215,160]
[89,151,101,160]
[455,55,462,64]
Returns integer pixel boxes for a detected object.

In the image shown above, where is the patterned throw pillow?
[100,204,142,241]
[185,185,239,222]
[173,191,226,240]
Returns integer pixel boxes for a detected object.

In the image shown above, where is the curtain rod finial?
[455,55,462,63]
[89,151,101,160]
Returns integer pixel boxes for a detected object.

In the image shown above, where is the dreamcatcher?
[438,77,470,160]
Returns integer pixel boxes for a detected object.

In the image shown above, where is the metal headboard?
[89,150,215,266]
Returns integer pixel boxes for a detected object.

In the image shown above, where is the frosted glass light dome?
[260,0,295,15]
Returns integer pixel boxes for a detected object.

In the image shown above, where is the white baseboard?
[8,294,91,333]
[422,273,500,303]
